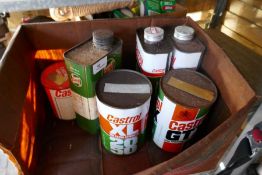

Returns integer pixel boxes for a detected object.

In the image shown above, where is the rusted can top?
[137,27,173,54]
[96,69,152,109]
[41,62,69,90]
[161,69,217,108]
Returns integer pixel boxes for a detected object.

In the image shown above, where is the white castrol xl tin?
[136,26,173,77]
[96,70,152,155]
[41,62,75,120]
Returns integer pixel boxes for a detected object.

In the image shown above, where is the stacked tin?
[136,25,217,153]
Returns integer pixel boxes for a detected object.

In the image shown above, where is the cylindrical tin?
[153,69,217,153]
[41,62,75,120]
[96,69,152,155]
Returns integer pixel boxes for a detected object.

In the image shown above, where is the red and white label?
[46,88,75,120]
[136,35,172,77]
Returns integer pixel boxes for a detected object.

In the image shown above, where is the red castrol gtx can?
[96,70,152,155]
[153,69,217,153]
[41,62,75,120]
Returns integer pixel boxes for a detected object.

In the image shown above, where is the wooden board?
[221,25,262,55]
[228,0,262,27]
[186,9,213,21]
[206,29,262,98]
[178,0,216,12]
[223,11,262,47]
[240,0,262,9]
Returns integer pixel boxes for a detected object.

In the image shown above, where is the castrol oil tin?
[64,30,122,134]
[171,25,206,70]
[41,62,75,120]
[96,70,152,155]
[153,69,217,153]
[136,26,173,78]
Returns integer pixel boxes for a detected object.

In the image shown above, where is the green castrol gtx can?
[153,69,217,153]
[96,70,152,155]
[64,29,122,134]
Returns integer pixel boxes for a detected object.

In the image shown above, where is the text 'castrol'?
[96,70,152,155]
[41,62,75,120]
[153,69,217,153]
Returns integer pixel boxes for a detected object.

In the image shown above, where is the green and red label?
[140,0,176,16]
[153,87,208,153]
[97,97,150,155]
[64,38,122,133]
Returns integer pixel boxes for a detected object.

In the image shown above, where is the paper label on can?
[101,129,138,155]
[172,49,202,69]
[104,83,151,94]
[71,91,98,120]
[97,97,150,155]
[93,56,107,75]
[153,94,208,152]
[136,35,171,77]
[49,89,75,120]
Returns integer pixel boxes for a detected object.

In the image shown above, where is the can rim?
[144,26,164,43]
[96,69,153,109]
[160,69,218,109]
[64,36,122,66]
[41,62,69,90]
[174,25,194,41]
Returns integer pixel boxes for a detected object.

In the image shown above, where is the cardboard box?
[0,17,259,175]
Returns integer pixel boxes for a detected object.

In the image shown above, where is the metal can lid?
[41,62,69,90]
[92,29,114,50]
[96,69,152,109]
[144,27,164,43]
[174,25,194,41]
[161,69,217,108]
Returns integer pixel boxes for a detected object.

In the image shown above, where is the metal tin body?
[41,62,75,120]
[171,25,206,70]
[64,35,122,134]
[96,70,152,155]
[153,69,217,153]
[136,27,173,78]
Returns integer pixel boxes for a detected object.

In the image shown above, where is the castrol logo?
[152,68,165,73]
[107,114,141,124]
[55,89,72,98]
[100,113,142,139]
[168,118,204,131]
[70,73,82,87]
[136,46,143,66]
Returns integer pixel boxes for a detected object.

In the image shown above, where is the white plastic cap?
[174,25,194,41]
[144,27,164,43]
